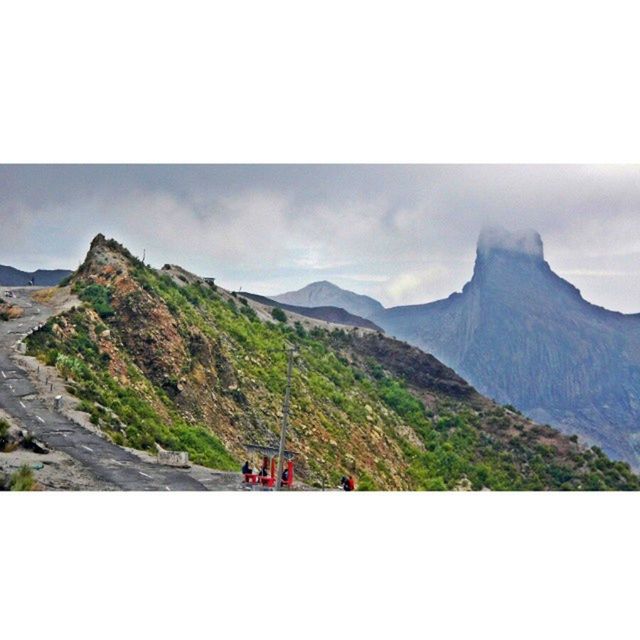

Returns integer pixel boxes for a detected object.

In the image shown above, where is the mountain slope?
[274,280,384,319]
[374,228,640,468]
[23,234,640,490]
[240,291,384,332]
[0,265,72,286]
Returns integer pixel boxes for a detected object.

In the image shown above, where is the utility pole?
[274,347,295,491]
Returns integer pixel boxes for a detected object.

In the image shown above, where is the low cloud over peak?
[477,226,544,259]
[1,164,639,313]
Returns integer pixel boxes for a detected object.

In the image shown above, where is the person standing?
[341,475,354,491]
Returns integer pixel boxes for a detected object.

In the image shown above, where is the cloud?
[387,273,423,300]
[558,269,638,277]
[1,165,639,312]
[342,274,390,283]
[385,266,452,305]
[477,227,543,258]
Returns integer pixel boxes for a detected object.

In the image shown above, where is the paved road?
[0,287,210,490]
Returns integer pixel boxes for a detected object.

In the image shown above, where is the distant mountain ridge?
[0,264,72,286]
[273,280,385,319]
[373,228,640,468]
[240,292,384,332]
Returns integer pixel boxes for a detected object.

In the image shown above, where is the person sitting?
[259,465,269,477]
[281,467,289,486]
[242,461,252,475]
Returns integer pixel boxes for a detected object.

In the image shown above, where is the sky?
[1,164,639,313]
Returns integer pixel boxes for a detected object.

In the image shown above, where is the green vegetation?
[10,465,37,491]
[357,473,377,491]
[271,307,287,323]
[26,307,237,471]
[24,250,640,491]
[75,283,115,319]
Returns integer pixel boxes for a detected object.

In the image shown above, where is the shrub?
[44,349,59,366]
[240,305,258,321]
[271,307,287,323]
[78,284,115,319]
[10,465,37,491]
[357,473,377,491]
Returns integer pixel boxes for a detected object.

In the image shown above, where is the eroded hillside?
[24,235,640,490]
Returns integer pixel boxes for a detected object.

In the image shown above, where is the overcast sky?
[1,164,639,313]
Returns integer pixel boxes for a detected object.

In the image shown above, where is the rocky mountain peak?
[78,234,142,279]
[376,227,640,469]
[90,233,108,249]
[470,227,552,293]
[273,280,384,319]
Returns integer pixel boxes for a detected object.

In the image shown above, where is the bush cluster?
[77,283,115,319]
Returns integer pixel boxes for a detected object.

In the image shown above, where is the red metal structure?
[243,444,295,489]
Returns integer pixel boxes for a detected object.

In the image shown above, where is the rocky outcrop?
[344,332,480,403]
[374,227,640,468]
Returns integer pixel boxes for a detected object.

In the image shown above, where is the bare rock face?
[374,227,640,468]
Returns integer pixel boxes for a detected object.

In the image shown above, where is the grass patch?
[32,287,56,303]
[10,465,37,491]
[76,283,115,319]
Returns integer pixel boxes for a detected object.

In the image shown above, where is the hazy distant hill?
[0,264,72,286]
[274,280,385,319]
[240,292,384,332]
[373,228,640,468]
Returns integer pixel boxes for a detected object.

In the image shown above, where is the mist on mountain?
[275,228,640,468]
